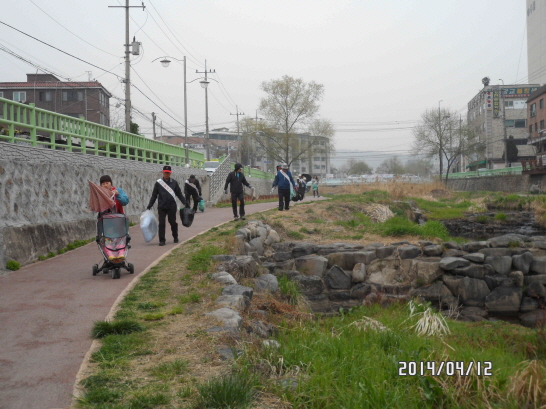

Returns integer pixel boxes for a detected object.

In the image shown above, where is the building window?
[504,100,514,108]
[541,120,545,130]
[514,119,526,128]
[301,167,306,172]
[505,120,515,127]
[62,91,83,102]
[0,92,3,98]
[530,103,537,117]
[530,125,533,134]
[39,91,52,102]
[541,99,544,109]
[13,91,26,102]
[314,165,320,170]
[535,123,539,132]
[313,157,320,161]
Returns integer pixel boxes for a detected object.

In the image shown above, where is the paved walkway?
[0,198,325,409]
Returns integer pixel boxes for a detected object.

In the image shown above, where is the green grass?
[91,319,145,339]
[150,359,189,380]
[6,260,20,270]
[187,245,224,275]
[411,197,472,220]
[494,212,507,222]
[287,231,305,240]
[278,275,301,305]
[195,371,259,409]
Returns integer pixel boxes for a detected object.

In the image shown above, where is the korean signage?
[493,89,500,118]
[502,87,539,98]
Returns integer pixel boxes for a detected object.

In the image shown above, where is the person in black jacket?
[224,163,252,220]
[184,175,202,212]
[146,165,187,246]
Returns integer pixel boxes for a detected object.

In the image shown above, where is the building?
[523,84,546,172]
[527,0,546,85]
[0,74,111,126]
[467,83,539,169]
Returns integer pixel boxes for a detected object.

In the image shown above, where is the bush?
[91,319,145,339]
[6,260,20,270]
[495,212,507,222]
[195,372,258,409]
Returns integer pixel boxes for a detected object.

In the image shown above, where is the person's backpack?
[180,207,195,227]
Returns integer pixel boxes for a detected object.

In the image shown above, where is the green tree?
[130,122,141,135]
[504,135,519,166]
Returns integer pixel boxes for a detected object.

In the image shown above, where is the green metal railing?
[244,165,274,180]
[448,166,523,179]
[0,98,204,168]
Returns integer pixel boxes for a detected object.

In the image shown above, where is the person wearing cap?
[184,174,202,212]
[98,175,129,216]
[146,165,187,246]
[272,163,296,211]
[223,162,252,220]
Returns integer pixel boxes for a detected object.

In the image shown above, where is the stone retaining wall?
[447,173,546,193]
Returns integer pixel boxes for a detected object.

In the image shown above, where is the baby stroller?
[92,213,134,279]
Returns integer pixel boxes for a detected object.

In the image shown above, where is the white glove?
[270,188,275,194]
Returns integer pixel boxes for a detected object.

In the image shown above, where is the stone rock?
[222,284,254,300]
[484,275,515,291]
[423,245,443,257]
[352,263,367,283]
[508,271,524,287]
[525,281,546,298]
[479,248,514,257]
[444,241,461,250]
[215,295,249,311]
[529,184,541,194]
[271,241,296,253]
[249,252,261,265]
[327,251,376,270]
[254,274,279,293]
[211,255,237,262]
[324,265,352,290]
[391,240,411,246]
[410,282,458,309]
[463,253,485,263]
[350,283,373,299]
[445,249,466,258]
[530,257,546,274]
[411,259,442,287]
[294,274,324,296]
[264,230,281,246]
[442,276,490,306]
[294,255,328,277]
[461,306,488,318]
[487,234,527,248]
[328,290,352,302]
[532,240,546,250]
[520,310,546,328]
[249,238,264,256]
[462,241,489,253]
[365,242,385,250]
[418,240,434,247]
[221,256,258,280]
[261,262,276,275]
[211,272,238,285]
[520,297,539,313]
[484,256,512,275]
[398,245,421,259]
[257,226,268,239]
[525,274,546,285]
[367,264,412,287]
[451,264,488,280]
[272,252,292,262]
[246,320,277,338]
[205,308,242,328]
[275,259,295,273]
[485,287,522,315]
[512,252,533,275]
[440,257,470,271]
[306,294,331,313]
[376,246,396,258]
[235,229,249,240]
[292,243,317,258]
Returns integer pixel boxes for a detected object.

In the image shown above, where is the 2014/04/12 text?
[398,361,492,376]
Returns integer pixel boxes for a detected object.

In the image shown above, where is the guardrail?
[244,165,274,180]
[448,166,522,179]
[0,98,205,168]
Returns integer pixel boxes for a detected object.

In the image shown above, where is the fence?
[0,98,204,168]
[448,166,523,179]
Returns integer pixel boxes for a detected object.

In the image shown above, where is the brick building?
[0,74,111,126]
[526,85,546,167]
[467,83,539,169]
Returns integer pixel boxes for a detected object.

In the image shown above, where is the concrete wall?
[447,173,546,192]
[0,142,207,267]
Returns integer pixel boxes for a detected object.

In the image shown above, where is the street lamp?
[152,56,189,166]
[499,79,508,167]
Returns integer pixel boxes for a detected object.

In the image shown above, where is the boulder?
[444,241,460,250]
[221,256,258,279]
[306,294,331,313]
[294,255,328,277]
[249,238,264,256]
[271,241,296,253]
[294,275,324,296]
[246,320,277,338]
[525,281,546,298]
[463,253,485,263]
[423,245,443,257]
[205,308,242,329]
[484,256,512,275]
[254,274,279,293]
[365,242,385,250]
[445,249,466,258]
[484,275,515,291]
[273,252,293,262]
[327,251,376,270]
[530,258,546,274]
[234,229,250,240]
[461,306,488,318]
[367,265,412,287]
[350,283,373,299]
[520,297,539,313]
[376,246,396,258]
[462,241,489,253]
[274,259,296,273]
[292,243,317,258]
[487,234,527,248]
[418,240,435,247]
[215,295,249,311]
[442,276,490,306]
[479,248,514,257]
[257,226,268,239]
[410,282,458,309]
[398,245,421,259]
[324,265,352,290]
[352,263,367,283]
[264,230,281,246]
[440,257,471,271]
[524,274,546,285]
[484,287,523,315]
[520,310,546,328]
[531,240,546,250]
[211,272,238,285]
[512,252,533,275]
[411,259,443,287]
[451,264,488,280]
[508,271,524,287]
[327,290,352,302]
[391,241,411,246]
[222,284,254,300]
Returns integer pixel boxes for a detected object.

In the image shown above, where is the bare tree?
[255,75,334,166]
[376,156,405,175]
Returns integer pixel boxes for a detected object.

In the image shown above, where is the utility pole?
[196,60,215,160]
[499,80,508,167]
[230,105,244,162]
[109,0,145,133]
[152,112,156,140]
[438,100,443,178]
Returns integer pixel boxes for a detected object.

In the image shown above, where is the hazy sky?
[0,1,531,158]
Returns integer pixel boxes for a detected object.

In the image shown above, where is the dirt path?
[0,199,326,409]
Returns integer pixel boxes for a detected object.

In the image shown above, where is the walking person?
[298,175,307,201]
[272,163,296,211]
[146,165,187,246]
[184,175,202,212]
[224,163,253,220]
[312,176,320,197]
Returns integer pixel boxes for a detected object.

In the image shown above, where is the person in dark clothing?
[184,174,202,212]
[224,162,252,220]
[272,163,296,211]
[146,165,187,246]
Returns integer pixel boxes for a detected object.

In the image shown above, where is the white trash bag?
[140,210,158,243]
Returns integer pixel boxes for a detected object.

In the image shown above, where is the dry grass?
[320,180,448,200]
[507,360,546,408]
[436,369,503,409]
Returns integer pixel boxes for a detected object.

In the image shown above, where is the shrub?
[495,212,507,222]
[91,319,145,339]
[195,372,258,409]
[6,260,20,271]
[475,215,489,224]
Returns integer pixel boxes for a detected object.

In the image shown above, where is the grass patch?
[287,231,305,240]
[91,319,145,339]
[495,212,507,222]
[187,245,224,275]
[150,359,189,380]
[6,260,20,270]
[195,372,259,409]
[278,275,301,305]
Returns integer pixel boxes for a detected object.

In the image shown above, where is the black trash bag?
[180,207,195,227]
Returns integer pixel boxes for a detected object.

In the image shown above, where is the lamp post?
[499,79,508,167]
[152,56,188,166]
